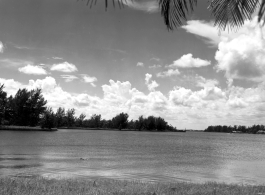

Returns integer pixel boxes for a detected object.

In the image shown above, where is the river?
[1,130,265,184]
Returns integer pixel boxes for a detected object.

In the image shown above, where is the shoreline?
[0,125,187,132]
[0,125,57,131]
[0,177,264,195]
[59,127,188,132]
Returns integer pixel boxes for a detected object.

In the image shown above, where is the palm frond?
[158,0,197,30]
[258,0,265,24]
[79,0,197,30]
[78,0,127,9]
[209,0,260,30]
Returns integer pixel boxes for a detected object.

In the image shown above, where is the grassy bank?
[0,125,57,131]
[1,177,265,195]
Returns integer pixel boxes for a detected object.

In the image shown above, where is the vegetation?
[205,125,265,134]
[0,85,47,127]
[0,84,177,131]
[40,110,176,131]
[81,0,265,30]
[1,177,265,195]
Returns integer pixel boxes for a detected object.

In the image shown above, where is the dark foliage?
[0,85,177,131]
[205,124,265,134]
[80,0,265,31]
[0,84,7,125]
[41,107,55,129]
[0,86,47,126]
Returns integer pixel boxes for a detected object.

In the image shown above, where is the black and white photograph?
[1,0,265,194]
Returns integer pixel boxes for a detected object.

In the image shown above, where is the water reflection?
[0,130,265,184]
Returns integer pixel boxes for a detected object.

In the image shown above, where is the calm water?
[0,130,265,184]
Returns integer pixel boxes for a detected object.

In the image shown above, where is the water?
[1,130,265,184]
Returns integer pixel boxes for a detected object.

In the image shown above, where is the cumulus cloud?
[193,75,219,88]
[227,97,248,108]
[0,78,25,96]
[81,74,97,87]
[50,62,78,72]
[145,73,159,91]
[215,20,265,82]
[168,54,211,68]
[18,64,47,75]
[181,74,219,88]
[183,17,265,85]
[157,69,180,78]
[61,75,78,82]
[169,85,226,108]
[136,62,144,67]
[0,74,264,129]
[0,41,4,53]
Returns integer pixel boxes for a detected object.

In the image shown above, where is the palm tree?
[79,0,265,30]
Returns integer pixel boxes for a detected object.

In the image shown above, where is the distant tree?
[66,108,76,127]
[28,89,47,126]
[0,84,7,125]
[90,114,101,128]
[11,88,47,126]
[135,115,145,131]
[3,96,15,125]
[145,116,156,131]
[55,107,66,127]
[156,117,168,131]
[76,113,86,127]
[127,119,135,130]
[112,112,129,130]
[41,107,55,129]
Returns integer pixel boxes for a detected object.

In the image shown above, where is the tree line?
[205,125,265,134]
[0,84,176,131]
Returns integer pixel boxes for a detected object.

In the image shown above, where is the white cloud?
[81,74,97,87]
[61,75,78,82]
[157,69,180,78]
[194,75,219,88]
[0,41,4,53]
[18,64,47,75]
[145,73,152,83]
[0,78,25,96]
[52,57,63,60]
[136,62,144,67]
[215,20,265,82]
[183,17,265,83]
[149,64,162,69]
[168,54,211,68]
[50,62,78,72]
[145,73,159,91]
[182,20,249,46]
[227,97,248,108]
[124,0,159,13]
[0,75,265,130]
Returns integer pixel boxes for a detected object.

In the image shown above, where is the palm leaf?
[158,0,197,30]
[258,0,265,24]
[79,0,197,30]
[78,0,127,9]
[79,0,265,31]
[209,0,260,30]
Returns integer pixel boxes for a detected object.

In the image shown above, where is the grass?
[1,177,265,195]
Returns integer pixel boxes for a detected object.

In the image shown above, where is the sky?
[0,0,265,130]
